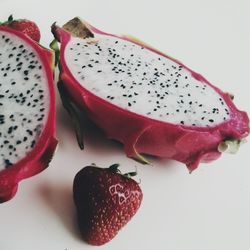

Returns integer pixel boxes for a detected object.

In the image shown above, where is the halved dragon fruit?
[52,17,249,171]
[0,21,57,202]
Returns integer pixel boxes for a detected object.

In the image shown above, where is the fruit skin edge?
[0,25,57,203]
[52,18,249,172]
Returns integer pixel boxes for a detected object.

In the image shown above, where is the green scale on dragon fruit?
[0,24,56,203]
[52,17,249,171]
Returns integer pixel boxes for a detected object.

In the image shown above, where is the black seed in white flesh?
[0,31,50,170]
[64,35,230,127]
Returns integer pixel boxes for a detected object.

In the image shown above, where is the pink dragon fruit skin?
[0,25,57,202]
[52,18,249,171]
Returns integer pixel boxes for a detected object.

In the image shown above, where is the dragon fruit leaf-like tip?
[62,17,94,39]
[218,139,247,154]
[53,17,250,170]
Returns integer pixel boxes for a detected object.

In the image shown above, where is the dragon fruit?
[52,17,249,171]
[0,21,57,202]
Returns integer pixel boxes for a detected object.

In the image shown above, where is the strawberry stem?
[8,15,13,23]
[109,164,120,173]
[124,171,137,178]
[0,14,14,26]
[109,164,138,178]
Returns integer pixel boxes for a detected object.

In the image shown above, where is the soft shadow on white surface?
[56,94,179,172]
[56,88,126,157]
[0,1,250,250]
[36,181,83,242]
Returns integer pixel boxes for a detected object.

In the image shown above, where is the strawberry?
[1,15,41,42]
[73,164,143,246]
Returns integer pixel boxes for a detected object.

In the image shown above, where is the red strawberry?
[1,15,41,42]
[73,164,143,246]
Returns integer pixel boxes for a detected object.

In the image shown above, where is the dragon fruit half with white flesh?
[0,18,57,202]
[52,17,249,171]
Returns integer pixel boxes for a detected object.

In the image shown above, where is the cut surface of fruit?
[0,30,50,169]
[0,24,56,202]
[64,35,230,126]
[52,17,249,171]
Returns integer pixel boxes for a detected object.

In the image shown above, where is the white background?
[0,0,250,249]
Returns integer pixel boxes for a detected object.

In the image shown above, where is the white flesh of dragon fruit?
[0,31,50,170]
[64,35,230,126]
